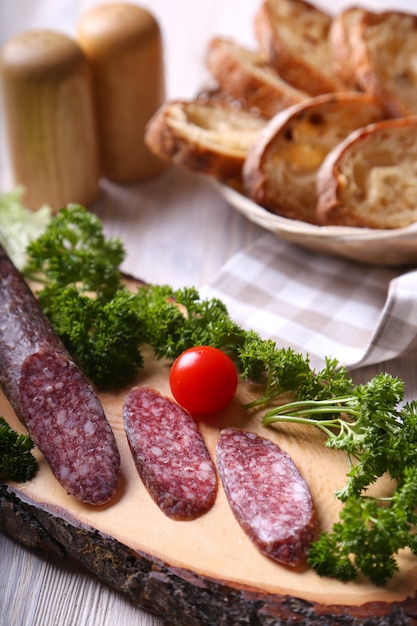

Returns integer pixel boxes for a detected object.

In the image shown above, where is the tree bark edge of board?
[1,484,417,626]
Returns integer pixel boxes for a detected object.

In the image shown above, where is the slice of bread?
[329,6,373,90]
[205,37,308,120]
[144,99,266,188]
[349,10,417,117]
[316,117,417,229]
[243,92,387,224]
[254,0,345,96]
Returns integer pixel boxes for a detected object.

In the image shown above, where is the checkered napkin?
[201,232,417,371]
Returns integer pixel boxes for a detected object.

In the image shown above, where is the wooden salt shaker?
[0,30,100,211]
[77,3,167,182]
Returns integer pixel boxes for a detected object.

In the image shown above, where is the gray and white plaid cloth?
[201,232,417,371]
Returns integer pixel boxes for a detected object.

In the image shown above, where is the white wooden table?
[1,1,417,624]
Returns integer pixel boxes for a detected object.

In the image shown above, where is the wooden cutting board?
[1,348,417,624]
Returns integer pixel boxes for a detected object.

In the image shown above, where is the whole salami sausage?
[0,244,120,505]
[216,428,315,567]
[123,386,217,520]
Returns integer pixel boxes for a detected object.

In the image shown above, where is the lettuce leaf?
[0,188,51,269]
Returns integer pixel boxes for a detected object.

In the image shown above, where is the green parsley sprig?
[0,417,38,482]
[25,204,124,298]
[24,205,143,388]
[262,373,417,585]
[23,206,252,389]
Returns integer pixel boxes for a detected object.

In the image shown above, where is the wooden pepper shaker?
[0,30,100,211]
[77,3,167,182]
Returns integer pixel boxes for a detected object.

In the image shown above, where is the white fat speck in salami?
[216,428,315,567]
[123,386,217,520]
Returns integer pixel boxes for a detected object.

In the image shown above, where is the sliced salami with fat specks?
[0,244,120,506]
[216,428,315,567]
[123,386,217,520]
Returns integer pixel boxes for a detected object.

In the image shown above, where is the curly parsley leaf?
[0,417,38,482]
[133,285,247,362]
[38,285,145,389]
[25,204,124,299]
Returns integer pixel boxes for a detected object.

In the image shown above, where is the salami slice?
[216,428,315,567]
[0,244,120,505]
[123,386,217,520]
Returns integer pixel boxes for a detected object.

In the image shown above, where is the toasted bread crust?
[147,3,417,230]
[350,10,417,117]
[243,92,387,224]
[254,0,345,95]
[145,100,266,186]
[205,37,308,119]
[329,6,373,90]
[317,117,417,228]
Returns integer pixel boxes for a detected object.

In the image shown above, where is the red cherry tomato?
[169,346,238,414]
